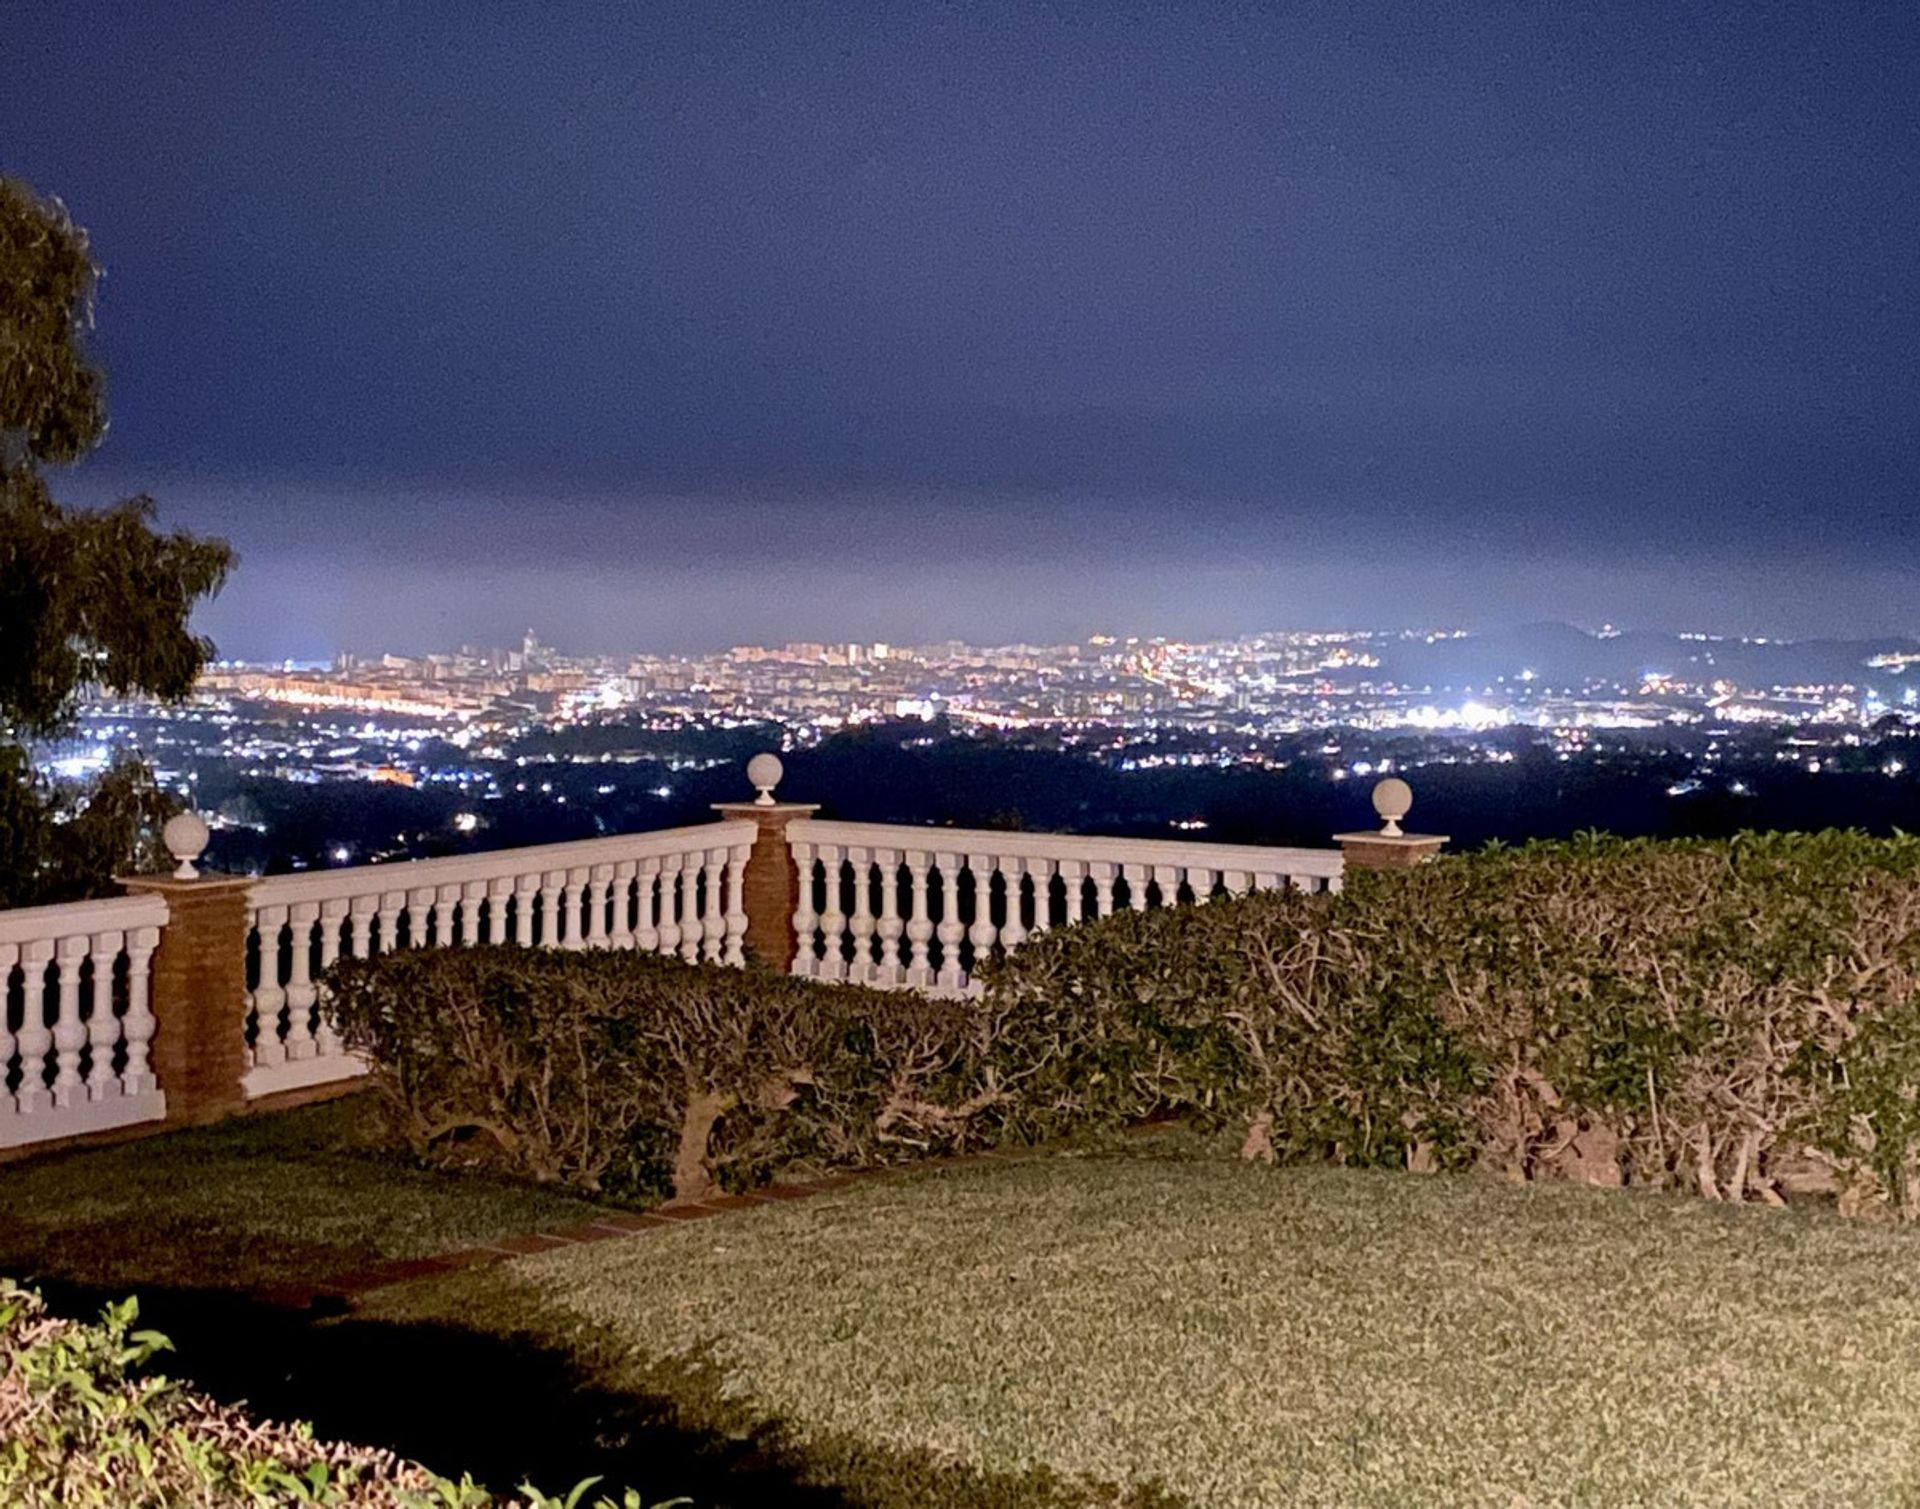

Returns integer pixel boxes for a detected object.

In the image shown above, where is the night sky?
[5,3,1917,657]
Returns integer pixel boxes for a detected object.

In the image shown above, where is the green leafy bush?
[988,830,1920,1215]
[330,833,1920,1220]
[0,1280,679,1507]
[326,950,988,1202]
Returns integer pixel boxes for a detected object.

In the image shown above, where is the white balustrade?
[0,894,169,1148]
[242,822,755,1099]
[787,820,1343,997]
[0,797,1348,1150]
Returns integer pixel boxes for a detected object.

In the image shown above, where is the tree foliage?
[0,177,234,903]
[0,179,104,466]
[1,468,232,736]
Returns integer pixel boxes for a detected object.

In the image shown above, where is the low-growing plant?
[0,1280,684,1507]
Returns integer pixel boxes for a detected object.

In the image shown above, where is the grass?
[383,1137,1920,1508]
[12,1111,1920,1504]
[0,1096,604,1293]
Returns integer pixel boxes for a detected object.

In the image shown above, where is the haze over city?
[7,2,1918,656]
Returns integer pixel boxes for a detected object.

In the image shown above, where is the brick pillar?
[116,875,253,1125]
[710,802,818,968]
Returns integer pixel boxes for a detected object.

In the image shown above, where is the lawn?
[385,1139,1920,1508]
[10,1110,1920,1506]
[0,1096,604,1293]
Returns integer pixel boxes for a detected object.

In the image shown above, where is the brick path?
[305,1157,1006,1308]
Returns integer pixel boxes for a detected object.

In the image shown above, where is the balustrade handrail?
[785,818,1344,877]
[0,892,170,946]
[244,820,759,906]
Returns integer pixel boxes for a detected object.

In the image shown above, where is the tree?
[1,177,235,906]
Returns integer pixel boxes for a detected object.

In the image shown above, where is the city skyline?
[6,3,1918,654]
[62,612,1920,875]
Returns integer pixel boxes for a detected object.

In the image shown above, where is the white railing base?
[0,1090,166,1150]
[243,1053,370,1100]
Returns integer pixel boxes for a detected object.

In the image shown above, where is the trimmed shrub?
[326,950,989,1201]
[987,830,1920,1214]
[330,832,1920,1218]
[0,1281,672,1507]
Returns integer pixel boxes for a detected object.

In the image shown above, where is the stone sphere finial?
[1371,778,1413,838]
[746,752,784,806]
[163,810,211,879]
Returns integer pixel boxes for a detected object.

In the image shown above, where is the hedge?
[0,1281,679,1507]
[326,952,996,1202]
[985,829,1920,1215]
[328,831,1920,1219]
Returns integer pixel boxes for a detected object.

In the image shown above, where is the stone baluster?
[656,855,684,957]
[934,852,967,992]
[563,867,591,949]
[1186,866,1217,903]
[1090,861,1117,917]
[84,930,122,1101]
[408,887,436,947]
[462,881,489,942]
[480,871,510,940]
[700,848,727,964]
[1153,864,1181,909]
[723,844,749,967]
[903,851,933,988]
[678,860,703,964]
[121,925,159,1095]
[1027,858,1058,936]
[14,940,54,1113]
[348,894,378,959]
[432,884,460,944]
[539,871,566,948]
[999,857,1028,951]
[283,902,319,1061]
[1055,858,1085,927]
[512,874,539,946]
[377,891,406,954]
[636,858,661,953]
[315,900,347,1057]
[252,905,289,1066]
[788,841,817,976]
[965,855,1000,978]
[874,848,903,983]
[610,861,637,949]
[1122,863,1151,911]
[1252,870,1281,896]
[815,843,847,980]
[587,865,613,948]
[846,846,875,982]
[1221,868,1252,899]
[51,936,87,1107]
[0,943,17,1114]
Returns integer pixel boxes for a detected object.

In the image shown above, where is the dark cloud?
[5,2,1917,654]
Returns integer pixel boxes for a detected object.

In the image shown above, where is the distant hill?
[1370,624,1920,693]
